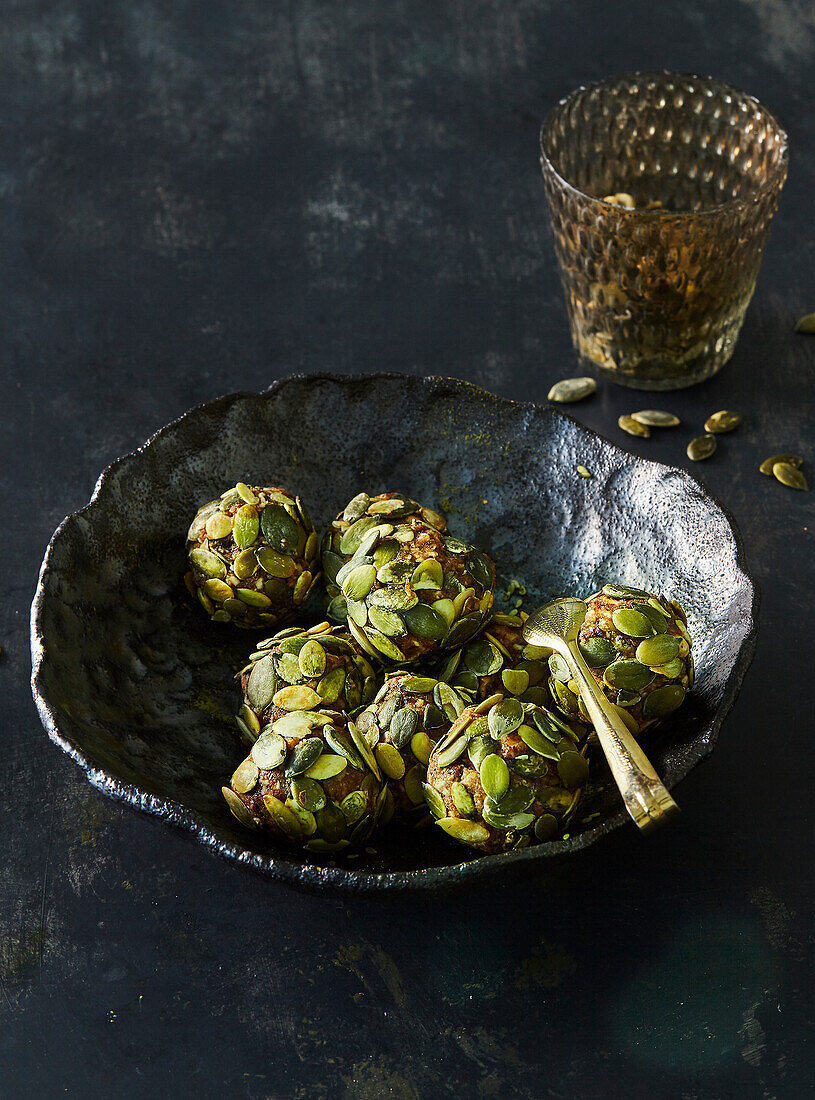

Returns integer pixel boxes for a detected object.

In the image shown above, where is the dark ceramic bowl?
[31,374,758,893]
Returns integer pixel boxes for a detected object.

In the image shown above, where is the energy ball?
[425,694,587,855]
[185,483,319,629]
[235,622,379,746]
[322,491,495,665]
[222,706,387,854]
[441,611,553,706]
[354,672,469,815]
[548,583,693,735]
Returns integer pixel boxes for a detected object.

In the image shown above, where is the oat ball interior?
[548,583,693,735]
[322,491,495,665]
[354,672,470,815]
[424,693,588,854]
[235,622,378,744]
[223,704,387,853]
[186,484,319,629]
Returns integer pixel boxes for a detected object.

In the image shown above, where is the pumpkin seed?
[612,608,655,638]
[298,639,326,679]
[534,814,558,841]
[547,376,597,403]
[576,465,592,478]
[273,685,323,711]
[284,737,323,777]
[467,734,493,769]
[704,410,741,434]
[518,723,558,760]
[618,415,650,438]
[412,558,444,589]
[375,742,405,780]
[287,801,317,836]
[349,720,382,779]
[264,794,303,837]
[687,434,716,461]
[773,462,808,490]
[603,659,655,691]
[422,783,446,819]
[343,492,370,523]
[203,578,233,603]
[272,711,313,740]
[451,781,476,818]
[410,730,435,766]
[246,654,277,710]
[435,730,470,767]
[480,754,510,801]
[316,667,346,705]
[402,603,447,640]
[389,707,418,750]
[402,676,438,694]
[233,505,259,549]
[578,637,617,669]
[292,776,326,812]
[231,758,259,793]
[305,753,347,781]
[501,668,530,696]
[315,802,348,843]
[482,803,535,831]
[293,571,313,603]
[373,541,399,569]
[368,586,418,612]
[436,817,490,845]
[795,312,815,333]
[556,751,589,789]
[236,482,258,504]
[261,503,302,553]
[602,583,649,599]
[494,784,535,814]
[653,657,683,679]
[642,684,686,718]
[636,634,680,666]
[487,697,524,738]
[222,786,258,829]
[631,410,680,428]
[341,564,377,601]
[251,731,287,770]
[466,551,493,590]
[366,629,405,661]
[206,511,233,540]
[324,726,365,771]
[340,790,367,824]
[759,454,803,476]
[189,548,227,579]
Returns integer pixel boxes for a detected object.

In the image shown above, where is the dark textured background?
[4,1,814,1096]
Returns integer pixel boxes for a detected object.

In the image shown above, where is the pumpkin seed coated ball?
[548,584,693,735]
[425,694,587,855]
[355,671,469,816]
[443,611,554,705]
[223,707,388,853]
[322,491,496,665]
[235,622,378,745]
[185,484,320,629]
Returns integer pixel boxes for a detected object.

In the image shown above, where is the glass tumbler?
[540,72,788,389]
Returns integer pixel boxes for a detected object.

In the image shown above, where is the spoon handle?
[563,640,680,832]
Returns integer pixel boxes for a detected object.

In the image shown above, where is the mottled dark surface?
[31,374,757,888]
[4,1,814,1096]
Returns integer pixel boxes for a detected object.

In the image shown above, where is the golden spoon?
[523,597,680,832]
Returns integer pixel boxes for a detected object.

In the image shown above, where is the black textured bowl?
[31,374,758,893]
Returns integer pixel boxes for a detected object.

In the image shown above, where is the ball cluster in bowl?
[186,486,692,858]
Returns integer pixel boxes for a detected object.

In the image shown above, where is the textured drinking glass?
[540,72,788,389]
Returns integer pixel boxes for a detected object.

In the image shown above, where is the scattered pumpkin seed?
[547,377,597,403]
[618,415,650,438]
[795,313,815,333]
[631,410,681,428]
[704,410,741,434]
[534,814,558,841]
[773,462,808,491]
[686,434,716,461]
[576,465,592,478]
[759,453,802,476]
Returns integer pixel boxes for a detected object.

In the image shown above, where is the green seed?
[795,312,815,333]
[316,667,346,705]
[404,766,425,805]
[401,676,438,693]
[704,409,741,434]
[635,634,681,666]
[436,817,490,846]
[603,659,655,692]
[618,414,650,438]
[501,668,530,696]
[556,751,589,789]
[578,637,617,669]
[284,737,324,777]
[518,723,558,760]
[231,758,259,794]
[369,586,418,612]
[203,578,233,603]
[260,503,302,554]
[759,453,803,475]
[389,707,418,750]
[205,511,233,540]
[314,802,348,843]
[547,376,596,403]
[631,410,680,428]
[189,548,227,579]
[273,685,323,711]
[342,564,377,601]
[480,753,509,801]
[534,814,558,841]
[236,482,258,504]
[246,654,277,710]
[235,588,273,609]
[494,784,535,814]
[653,657,683,679]
[422,783,446,819]
[298,639,327,679]
[264,794,303,837]
[602,583,650,600]
[287,801,317,836]
[222,787,258,830]
[340,791,367,824]
[256,546,296,577]
[291,776,326,812]
[233,505,259,549]
[467,734,493,769]
[642,684,686,719]
[612,608,654,638]
[375,742,405,780]
[487,697,524,738]
[773,462,808,490]
[305,754,348,781]
[576,465,592,478]
[402,603,448,640]
[366,629,406,661]
[466,550,493,591]
[435,731,470,768]
[410,730,434,766]
[367,607,406,636]
[482,803,535,831]
[251,731,287,770]
[548,653,571,683]
[323,726,365,771]
[687,435,716,461]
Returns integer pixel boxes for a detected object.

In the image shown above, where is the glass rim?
[539,69,789,220]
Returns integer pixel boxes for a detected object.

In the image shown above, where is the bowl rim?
[30,372,760,894]
[539,69,789,220]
